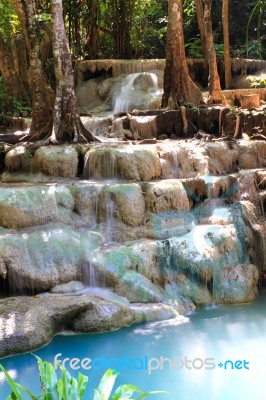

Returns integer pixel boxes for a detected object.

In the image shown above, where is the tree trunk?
[25,0,55,139]
[222,0,232,88]
[203,0,226,105]
[11,37,29,95]
[195,0,208,61]
[50,0,95,143]
[10,0,55,140]
[162,0,203,108]
[0,36,27,101]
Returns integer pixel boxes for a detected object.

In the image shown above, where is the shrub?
[0,356,170,399]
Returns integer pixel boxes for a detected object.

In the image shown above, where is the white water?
[113,73,140,113]
[112,72,162,113]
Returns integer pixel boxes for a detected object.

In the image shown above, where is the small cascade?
[112,72,163,113]
[88,261,97,287]
[105,194,115,244]
[82,117,99,136]
[113,73,141,113]
[83,149,117,180]
[172,151,181,178]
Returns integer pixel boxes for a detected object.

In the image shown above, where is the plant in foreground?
[0,356,170,399]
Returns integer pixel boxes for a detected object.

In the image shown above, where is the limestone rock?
[238,141,266,169]
[130,303,180,322]
[72,183,102,226]
[206,142,239,175]
[115,271,164,303]
[0,295,184,358]
[0,296,133,358]
[86,145,161,181]
[215,264,259,303]
[5,147,34,172]
[50,281,86,294]
[0,224,102,290]
[93,240,161,285]
[164,281,213,306]
[97,183,145,227]
[145,210,196,240]
[145,180,190,213]
[34,146,78,178]
[72,300,134,332]
[0,186,58,229]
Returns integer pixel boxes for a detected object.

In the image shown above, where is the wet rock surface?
[0,140,265,357]
[0,295,183,358]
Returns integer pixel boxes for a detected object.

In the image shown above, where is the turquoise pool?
[1,292,266,399]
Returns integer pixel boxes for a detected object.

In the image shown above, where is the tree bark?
[222,0,232,88]
[162,0,203,108]
[50,0,95,143]
[0,36,27,101]
[9,0,55,140]
[195,0,208,61]
[203,0,227,105]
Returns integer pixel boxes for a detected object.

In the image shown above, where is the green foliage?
[0,356,171,400]
[214,43,224,60]
[185,38,203,58]
[246,0,266,59]
[246,73,266,88]
[0,78,31,117]
[0,0,20,40]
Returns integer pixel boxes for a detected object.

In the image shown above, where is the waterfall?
[113,73,140,113]
[105,194,115,244]
[112,72,162,113]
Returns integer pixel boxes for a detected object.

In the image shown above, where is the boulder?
[5,146,34,172]
[237,141,266,169]
[145,210,196,240]
[164,280,213,306]
[0,296,133,358]
[157,222,244,283]
[85,145,161,181]
[0,224,103,290]
[115,271,164,303]
[145,180,190,213]
[0,186,58,229]
[206,142,239,175]
[33,146,78,178]
[214,264,259,303]
[97,183,145,227]
[0,295,185,358]
[72,183,102,226]
[93,240,161,285]
[72,300,134,332]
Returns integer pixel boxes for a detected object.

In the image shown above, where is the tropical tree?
[194,0,208,61]
[203,0,226,105]
[0,0,28,103]
[51,0,95,142]
[222,0,232,88]
[162,0,203,108]
[10,0,55,140]
[6,0,96,143]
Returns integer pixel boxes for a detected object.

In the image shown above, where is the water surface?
[1,292,266,399]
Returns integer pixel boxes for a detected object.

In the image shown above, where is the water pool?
[1,292,266,400]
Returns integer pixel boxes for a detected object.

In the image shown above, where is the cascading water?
[112,72,163,113]
[113,73,139,113]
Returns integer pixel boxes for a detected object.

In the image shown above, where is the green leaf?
[136,390,173,399]
[94,369,119,399]
[93,388,105,400]
[111,384,142,400]
[77,373,88,399]
[0,365,22,400]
